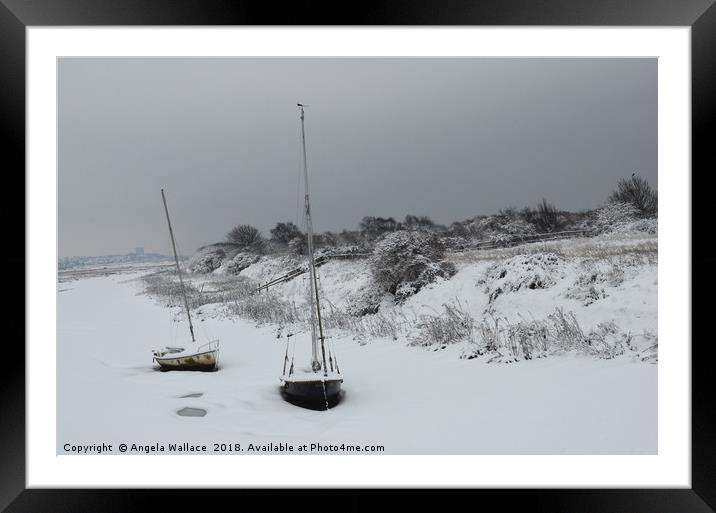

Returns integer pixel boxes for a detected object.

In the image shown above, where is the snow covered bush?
[187,248,226,274]
[609,218,658,236]
[481,252,566,303]
[371,231,456,303]
[225,252,261,275]
[466,215,537,241]
[288,235,307,255]
[315,245,368,259]
[441,236,471,251]
[565,280,606,306]
[627,330,658,363]
[594,202,638,232]
[393,261,457,303]
[593,202,657,235]
[344,284,385,316]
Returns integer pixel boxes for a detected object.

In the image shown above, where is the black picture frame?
[3,1,713,511]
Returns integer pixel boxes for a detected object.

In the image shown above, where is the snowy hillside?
[177,231,657,364]
[56,231,657,455]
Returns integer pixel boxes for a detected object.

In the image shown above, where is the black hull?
[156,361,217,372]
[281,378,343,410]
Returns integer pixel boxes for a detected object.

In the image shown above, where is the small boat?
[152,189,220,371]
[280,104,343,409]
[153,341,220,371]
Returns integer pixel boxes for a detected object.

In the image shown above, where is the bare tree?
[531,199,564,233]
[608,173,657,217]
[226,224,264,252]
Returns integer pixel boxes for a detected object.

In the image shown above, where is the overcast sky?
[58,57,656,257]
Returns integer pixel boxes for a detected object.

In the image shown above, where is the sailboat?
[152,189,220,371]
[280,104,343,408]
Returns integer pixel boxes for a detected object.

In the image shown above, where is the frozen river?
[57,271,657,455]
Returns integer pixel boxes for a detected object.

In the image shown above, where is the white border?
[28,27,691,487]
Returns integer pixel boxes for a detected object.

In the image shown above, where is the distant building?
[135,247,144,256]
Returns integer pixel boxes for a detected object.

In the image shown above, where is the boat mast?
[161,189,196,343]
[298,104,328,375]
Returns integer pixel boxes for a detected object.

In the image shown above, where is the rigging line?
[282,335,291,376]
[289,335,296,376]
[295,121,303,228]
[165,227,178,345]
[172,225,214,343]
[331,340,339,374]
[327,338,334,372]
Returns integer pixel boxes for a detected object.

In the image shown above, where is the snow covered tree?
[359,216,398,240]
[337,230,362,246]
[270,222,302,244]
[288,234,307,255]
[403,214,435,230]
[609,174,657,217]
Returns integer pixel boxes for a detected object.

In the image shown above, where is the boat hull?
[281,377,343,409]
[154,349,218,371]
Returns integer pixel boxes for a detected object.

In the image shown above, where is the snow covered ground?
[57,235,657,454]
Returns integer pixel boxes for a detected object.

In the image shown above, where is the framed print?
[3,0,715,511]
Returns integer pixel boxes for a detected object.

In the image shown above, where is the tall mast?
[161,189,196,343]
[298,104,328,375]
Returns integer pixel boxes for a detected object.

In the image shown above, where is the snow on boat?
[153,189,220,372]
[153,340,220,371]
[280,104,343,409]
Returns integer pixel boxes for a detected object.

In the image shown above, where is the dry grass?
[448,235,657,266]
[140,270,254,309]
[228,291,304,325]
[408,300,475,347]
[461,307,631,362]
